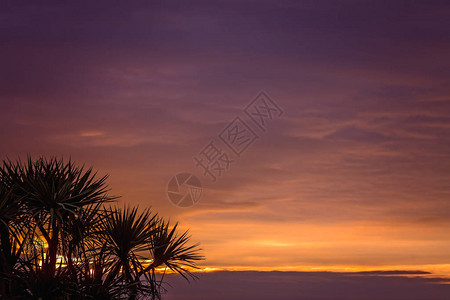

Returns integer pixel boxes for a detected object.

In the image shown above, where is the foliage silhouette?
[0,157,203,299]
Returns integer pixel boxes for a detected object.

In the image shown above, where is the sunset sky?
[1,0,450,298]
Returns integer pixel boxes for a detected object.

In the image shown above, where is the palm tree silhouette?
[0,157,203,299]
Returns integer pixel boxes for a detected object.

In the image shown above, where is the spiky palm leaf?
[97,206,159,298]
[0,157,116,298]
[0,157,203,299]
[147,220,204,281]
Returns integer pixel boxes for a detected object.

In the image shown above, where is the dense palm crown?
[0,157,203,299]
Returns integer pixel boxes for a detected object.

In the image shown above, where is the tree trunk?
[48,218,59,277]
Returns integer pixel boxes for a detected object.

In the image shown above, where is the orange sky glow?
[1,1,450,292]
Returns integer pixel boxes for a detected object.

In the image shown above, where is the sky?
[1,0,450,298]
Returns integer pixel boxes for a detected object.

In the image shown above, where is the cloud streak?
[164,271,450,300]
